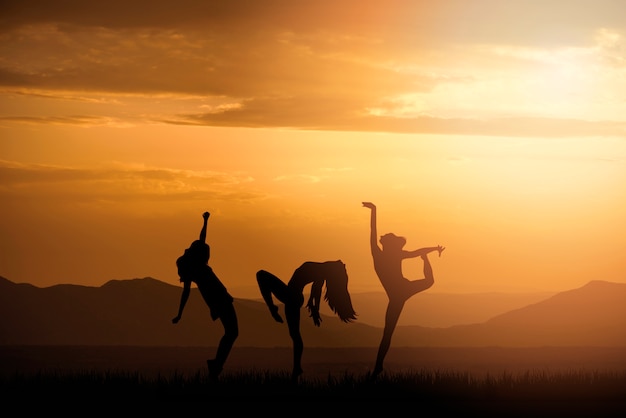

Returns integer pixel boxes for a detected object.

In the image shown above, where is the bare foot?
[207,359,222,382]
[371,366,383,378]
[291,367,303,383]
[270,305,284,323]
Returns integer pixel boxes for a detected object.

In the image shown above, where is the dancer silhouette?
[362,202,444,377]
[172,211,239,381]
[256,260,357,381]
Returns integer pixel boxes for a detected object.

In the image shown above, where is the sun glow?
[365,28,626,122]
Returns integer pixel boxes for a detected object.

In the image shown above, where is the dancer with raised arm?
[362,202,444,377]
[256,260,357,381]
[172,211,239,381]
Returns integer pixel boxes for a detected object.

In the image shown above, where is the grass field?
[2,368,626,415]
[1,346,625,415]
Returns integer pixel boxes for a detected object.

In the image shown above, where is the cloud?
[0,115,125,126]
[0,160,264,203]
[0,21,420,96]
[2,1,623,45]
[3,89,122,103]
[273,174,326,184]
[1,0,625,136]
[170,99,626,136]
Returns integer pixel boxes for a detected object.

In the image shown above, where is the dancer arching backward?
[172,211,239,381]
[256,260,357,381]
[362,202,445,377]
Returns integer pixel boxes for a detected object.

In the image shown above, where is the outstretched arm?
[403,245,445,259]
[199,211,210,243]
[172,280,191,324]
[306,279,324,327]
[362,202,379,254]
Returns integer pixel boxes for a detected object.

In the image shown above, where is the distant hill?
[0,276,624,347]
[318,290,554,328]
[0,276,378,347]
[392,280,626,347]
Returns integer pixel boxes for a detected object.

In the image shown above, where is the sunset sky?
[1,0,625,299]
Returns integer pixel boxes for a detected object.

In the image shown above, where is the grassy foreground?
[2,368,626,415]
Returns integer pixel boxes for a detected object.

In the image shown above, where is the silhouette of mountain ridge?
[393,280,626,347]
[0,276,624,347]
[319,288,555,328]
[0,276,379,347]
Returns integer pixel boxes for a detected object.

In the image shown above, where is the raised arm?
[362,202,379,254]
[199,211,210,243]
[306,278,324,327]
[403,245,446,259]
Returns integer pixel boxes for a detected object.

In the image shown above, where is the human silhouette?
[172,211,238,381]
[362,202,444,377]
[256,260,357,381]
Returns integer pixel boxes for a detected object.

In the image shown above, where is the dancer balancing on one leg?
[172,211,239,381]
[362,202,445,378]
[256,260,357,381]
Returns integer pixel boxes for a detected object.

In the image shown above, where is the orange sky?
[1,0,625,298]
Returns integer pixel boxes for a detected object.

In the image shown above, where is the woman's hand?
[172,315,181,324]
[362,202,376,210]
[437,245,446,257]
[202,212,210,220]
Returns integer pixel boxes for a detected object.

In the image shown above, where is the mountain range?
[1,276,624,347]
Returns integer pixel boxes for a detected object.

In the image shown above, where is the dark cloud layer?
[1,0,624,135]
[2,0,623,45]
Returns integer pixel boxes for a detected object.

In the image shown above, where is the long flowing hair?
[324,260,357,322]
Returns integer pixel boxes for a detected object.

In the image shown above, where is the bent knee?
[256,269,269,283]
